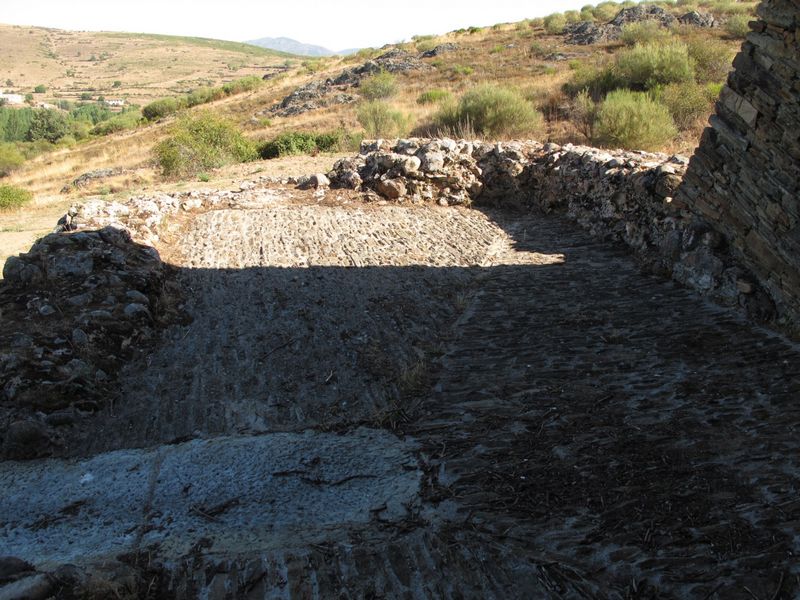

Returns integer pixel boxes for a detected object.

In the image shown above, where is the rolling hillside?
[0,23,293,105]
[0,1,757,267]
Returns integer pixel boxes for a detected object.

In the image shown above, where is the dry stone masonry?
[330,138,774,323]
[677,0,800,335]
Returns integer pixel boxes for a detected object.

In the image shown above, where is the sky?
[0,1,599,51]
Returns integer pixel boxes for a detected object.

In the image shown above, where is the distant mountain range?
[246,36,359,57]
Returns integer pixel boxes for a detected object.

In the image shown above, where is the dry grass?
[0,23,291,105]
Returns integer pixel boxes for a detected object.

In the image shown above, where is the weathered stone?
[376,178,407,199]
[677,2,800,334]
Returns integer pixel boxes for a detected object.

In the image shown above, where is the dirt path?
[2,198,800,598]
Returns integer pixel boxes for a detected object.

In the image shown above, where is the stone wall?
[677,0,800,334]
[329,139,776,324]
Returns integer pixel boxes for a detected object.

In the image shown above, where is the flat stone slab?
[0,429,420,568]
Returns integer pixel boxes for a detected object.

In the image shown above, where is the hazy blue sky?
[1,1,603,50]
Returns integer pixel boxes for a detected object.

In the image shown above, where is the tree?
[28,109,69,143]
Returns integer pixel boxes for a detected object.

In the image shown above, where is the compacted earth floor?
[2,193,800,599]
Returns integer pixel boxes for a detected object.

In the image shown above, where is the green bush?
[0,143,24,176]
[258,131,317,158]
[543,14,567,35]
[0,185,32,210]
[594,89,677,150]
[724,14,751,38]
[28,109,69,143]
[435,85,543,138]
[451,64,474,77]
[687,38,735,83]
[33,85,46,94]
[572,89,598,140]
[90,110,141,136]
[357,101,409,138]
[142,97,181,121]
[563,62,618,98]
[620,21,672,46]
[222,76,263,96]
[614,42,695,91]
[417,89,452,104]
[258,130,360,159]
[658,81,713,130]
[154,112,257,178]
[358,70,398,100]
[187,86,225,107]
[593,1,622,21]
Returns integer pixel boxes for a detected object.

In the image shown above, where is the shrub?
[187,86,224,107]
[572,89,598,140]
[357,101,409,138]
[594,89,677,150]
[154,112,257,178]
[222,76,262,96]
[258,131,317,158]
[33,84,47,94]
[614,42,695,91]
[724,14,751,38]
[0,143,24,176]
[417,89,452,104]
[358,70,397,100]
[142,97,181,121]
[543,14,567,35]
[529,42,549,58]
[593,1,621,21]
[91,110,141,136]
[563,62,618,98]
[451,64,474,77]
[28,109,69,143]
[687,38,735,83]
[620,21,672,46]
[0,185,32,210]
[258,130,360,159]
[434,84,543,138]
[658,81,713,130]
[113,80,122,88]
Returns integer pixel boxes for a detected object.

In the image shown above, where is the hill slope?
[0,23,293,105]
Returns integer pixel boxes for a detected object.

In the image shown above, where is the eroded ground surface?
[2,193,800,599]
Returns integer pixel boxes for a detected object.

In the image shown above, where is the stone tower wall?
[678,0,800,331]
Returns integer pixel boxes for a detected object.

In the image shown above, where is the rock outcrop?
[330,138,773,323]
[565,4,714,45]
[269,49,432,117]
[677,0,800,334]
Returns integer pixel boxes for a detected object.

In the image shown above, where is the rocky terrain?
[564,5,717,45]
[1,1,799,597]
[0,132,799,597]
[267,49,433,117]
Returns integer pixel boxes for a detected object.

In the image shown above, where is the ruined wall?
[677,0,800,332]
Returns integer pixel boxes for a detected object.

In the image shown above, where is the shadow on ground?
[2,206,799,598]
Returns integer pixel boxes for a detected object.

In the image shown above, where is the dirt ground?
[1,188,799,598]
[0,153,348,273]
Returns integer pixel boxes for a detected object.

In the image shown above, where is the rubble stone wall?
[330,139,776,325]
[677,0,800,333]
